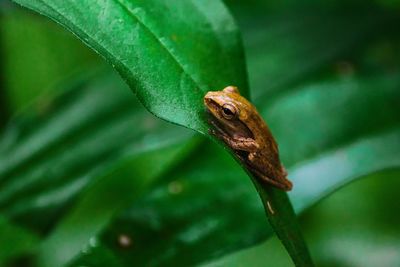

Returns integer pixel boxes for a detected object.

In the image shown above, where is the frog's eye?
[221,103,237,119]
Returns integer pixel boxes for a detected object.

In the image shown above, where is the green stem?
[252,178,314,267]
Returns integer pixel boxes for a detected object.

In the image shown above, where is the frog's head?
[204,86,254,138]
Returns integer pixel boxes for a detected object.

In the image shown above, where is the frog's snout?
[204,91,216,101]
[204,91,218,106]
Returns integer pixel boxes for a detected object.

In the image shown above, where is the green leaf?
[12,0,248,132]
[208,170,400,267]
[3,2,400,267]
[0,72,202,267]
[264,77,400,166]
[0,6,101,112]
[72,128,400,266]
[302,170,400,267]
[250,183,313,267]
[0,71,194,244]
[72,74,400,267]
[2,74,399,266]
[71,143,257,267]
[237,7,398,98]
[9,1,312,264]
[0,216,39,265]
[37,136,199,267]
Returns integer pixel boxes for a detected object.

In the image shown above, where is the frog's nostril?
[204,92,216,100]
[204,97,212,106]
[204,96,218,107]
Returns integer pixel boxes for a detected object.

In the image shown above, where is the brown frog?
[204,86,292,191]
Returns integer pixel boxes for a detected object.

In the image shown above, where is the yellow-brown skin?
[204,86,293,191]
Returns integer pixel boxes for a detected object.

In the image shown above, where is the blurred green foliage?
[206,170,400,267]
[0,0,399,267]
[0,4,101,112]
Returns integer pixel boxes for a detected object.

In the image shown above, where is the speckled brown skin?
[204,86,292,191]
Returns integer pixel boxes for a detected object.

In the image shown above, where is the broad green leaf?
[72,73,400,267]
[12,0,248,132]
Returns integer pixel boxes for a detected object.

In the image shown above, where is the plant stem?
[252,178,314,267]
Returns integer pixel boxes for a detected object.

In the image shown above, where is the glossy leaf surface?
[12,0,248,132]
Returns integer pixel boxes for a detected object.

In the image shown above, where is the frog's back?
[247,108,286,178]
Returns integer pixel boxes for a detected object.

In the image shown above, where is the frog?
[204,86,292,191]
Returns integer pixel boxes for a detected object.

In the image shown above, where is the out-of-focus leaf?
[70,143,258,267]
[0,6,101,112]
[266,76,400,168]
[72,244,126,267]
[234,7,399,99]
[38,136,199,267]
[12,0,248,133]
[72,73,400,266]
[0,63,247,265]
[0,216,39,264]
[72,129,400,266]
[0,71,195,246]
[0,5,10,128]
[302,170,400,267]
[202,235,292,267]
[208,170,400,267]
[0,69,204,267]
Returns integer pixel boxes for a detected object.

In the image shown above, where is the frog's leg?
[208,120,258,151]
[224,136,259,151]
[255,170,293,191]
[250,167,292,191]
[244,155,292,191]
